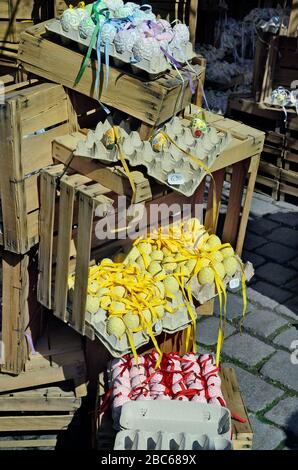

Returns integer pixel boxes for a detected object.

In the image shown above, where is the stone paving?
[196,192,298,450]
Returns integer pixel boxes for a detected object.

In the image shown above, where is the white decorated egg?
[114,27,137,54]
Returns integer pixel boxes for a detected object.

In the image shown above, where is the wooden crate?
[261,35,298,102]
[38,111,264,336]
[0,382,82,450]
[0,79,78,253]
[95,367,252,451]
[17,21,205,127]
[0,0,54,63]
[0,315,88,393]
[0,248,43,376]
[53,1,198,44]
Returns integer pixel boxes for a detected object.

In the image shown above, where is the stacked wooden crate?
[0,0,54,67]
[229,33,298,203]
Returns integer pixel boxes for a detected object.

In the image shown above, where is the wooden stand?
[95,367,253,451]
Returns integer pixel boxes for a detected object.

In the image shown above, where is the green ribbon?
[74,2,108,88]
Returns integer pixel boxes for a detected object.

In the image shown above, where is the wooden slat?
[0,439,57,449]
[54,174,90,321]
[17,21,200,126]
[222,159,250,249]
[0,415,75,432]
[236,154,260,256]
[288,0,298,37]
[221,368,253,450]
[38,165,65,309]
[0,396,81,412]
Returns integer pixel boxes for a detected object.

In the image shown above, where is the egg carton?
[188,260,254,304]
[46,20,196,79]
[114,430,232,450]
[75,117,231,197]
[161,291,197,334]
[119,401,232,438]
[85,293,194,357]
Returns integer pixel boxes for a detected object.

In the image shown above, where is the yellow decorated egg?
[223,256,239,277]
[106,316,126,338]
[156,281,165,299]
[210,251,224,263]
[149,261,162,277]
[221,247,235,258]
[111,286,126,298]
[113,253,126,263]
[151,249,164,262]
[123,312,140,330]
[110,301,126,314]
[138,242,152,255]
[207,234,222,250]
[213,262,226,280]
[156,305,165,319]
[86,295,100,314]
[198,267,215,285]
[142,309,152,324]
[100,295,112,309]
[164,276,180,295]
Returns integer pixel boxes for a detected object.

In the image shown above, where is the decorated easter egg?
[103,0,124,13]
[111,286,126,298]
[148,261,162,277]
[210,251,224,263]
[101,22,117,44]
[132,35,161,61]
[191,114,208,139]
[61,7,82,32]
[221,246,235,258]
[142,309,152,324]
[164,276,180,295]
[123,312,140,330]
[106,316,126,338]
[151,132,168,153]
[155,305,165,319]
[110,301,126,314]
[138,242,152,255]
[79,16,96,39]
[155,281,165,299]
[133,7,156,25]
[115,2,139,18]
[86,295,100,314]
[151,249,164,262]
[102,128,116,149]
[114,27,137,54]
[212,262,226,280]
[207,234,222,250]
[172,23,190,45]
[198,266,215,285]
[113,252,126,263]
[223,256,239,277]
[100,295,112,309]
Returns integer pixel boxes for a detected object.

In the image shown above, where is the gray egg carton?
[188,260,254,304]
[75,117,231,196]
[84,292,194,358]
[119,400,231,437]
[114,430,233,450]
[161,291,197,334]
[46,19,195,79]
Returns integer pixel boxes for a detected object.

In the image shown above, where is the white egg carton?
[114,401,233,450]
[161,291,197,334]
[188,260,254,304]
[75,117,231,197]
[114,430,233,450]
[119,401,231,437]
[84,293,195,358]
[46,19,196,79]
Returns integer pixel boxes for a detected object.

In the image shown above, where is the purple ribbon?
[24,332,37,355]
[160,46,195,95]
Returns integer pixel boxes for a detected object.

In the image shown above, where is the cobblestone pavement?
[196,192,298,450]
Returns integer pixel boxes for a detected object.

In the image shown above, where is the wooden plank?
[288,0,298,37]
[54,174,90,321]
[1,252,27,374]
[17,22,199,125]
[71,189,96,335]
[0,396,81,412]
[38,165,65,309]
[0,415,75,432]
[221,368,253,450]
[236,155,260,256]
[0,361,87,392]
[0,439,57,449]
[222,159,250,249]
[204,169,225,232]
